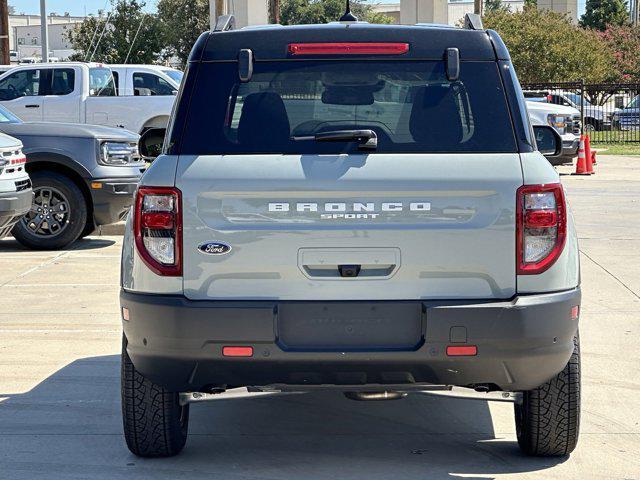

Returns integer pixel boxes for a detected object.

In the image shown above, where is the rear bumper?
[121,288,581,393]
[0,188,33,237]
[88,177,139,226]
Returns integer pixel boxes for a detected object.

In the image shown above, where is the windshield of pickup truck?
[163,69,183,85]
[176,60,517,155]
[563,93,592,107]
[89,67,117,97]
[0,105,21,123]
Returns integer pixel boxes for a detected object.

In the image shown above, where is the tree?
[598,24,640,81]
[484,0,511,13]
[580,0,629,31]
[483,6,616,83]
[66,0,165,64]
[280,0,393,25]
[157,0,209,65]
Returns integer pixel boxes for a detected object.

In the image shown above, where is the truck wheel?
[121,336,189,457]
[515,335,580,456]
[79,220,96,239]
[11,171,87,250]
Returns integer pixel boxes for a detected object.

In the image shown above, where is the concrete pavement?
[0,156,638,479]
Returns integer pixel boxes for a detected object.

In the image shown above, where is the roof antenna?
[339,0,358,22]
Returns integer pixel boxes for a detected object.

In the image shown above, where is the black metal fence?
[521,81,640,143]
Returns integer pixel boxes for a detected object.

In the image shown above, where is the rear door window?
[49,68,75,95]
[177,60,516,155]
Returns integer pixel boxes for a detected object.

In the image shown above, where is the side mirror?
[533,125,562,157]
[139,127,166,160]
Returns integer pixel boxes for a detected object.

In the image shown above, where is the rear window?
[176,60,516,155]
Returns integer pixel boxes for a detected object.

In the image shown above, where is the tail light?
[134,187,182,276]
[516,184,566,275]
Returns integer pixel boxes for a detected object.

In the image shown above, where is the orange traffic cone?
[573,135,591,175]
[591,150,597,165]
[584,134,594,174]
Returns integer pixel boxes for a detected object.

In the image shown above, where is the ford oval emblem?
[198,242,232,255]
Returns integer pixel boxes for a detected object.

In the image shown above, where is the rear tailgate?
[177,153,522,301]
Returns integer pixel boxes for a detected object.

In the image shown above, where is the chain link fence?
[521,81,640,143]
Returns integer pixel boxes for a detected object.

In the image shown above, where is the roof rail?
[463,13,483,30]
[214,14,235,32]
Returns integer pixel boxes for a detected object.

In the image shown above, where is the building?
[9,13,85,61]
[373,0,572,26]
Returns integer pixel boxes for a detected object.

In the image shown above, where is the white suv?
[0,132,31,238]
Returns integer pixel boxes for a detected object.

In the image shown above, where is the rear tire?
[11,171,87,250]
[121,336,189,457]
[515,335,580,456]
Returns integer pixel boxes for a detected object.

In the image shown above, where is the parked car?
[526,100,581,165]
[108,64,183,97]
[120,17,581,459]
[612,95,640,130]
[0,131,31,239]
[0,62,175,134]
[0,105,144,249]
[545,92,611,132]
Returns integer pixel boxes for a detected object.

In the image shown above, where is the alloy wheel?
[22,186,71,237]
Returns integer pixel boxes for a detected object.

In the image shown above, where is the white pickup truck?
[0,63,178,134]
[526,100,581,165]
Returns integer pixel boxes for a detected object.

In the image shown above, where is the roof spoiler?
[214,14,236,32]
[464,13,483,30]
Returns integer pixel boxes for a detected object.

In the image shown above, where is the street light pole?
[40,0,49,62]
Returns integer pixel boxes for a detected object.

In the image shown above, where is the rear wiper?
[292,129,377,150]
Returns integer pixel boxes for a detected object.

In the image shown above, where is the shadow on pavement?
[0,237,116,252]
[0,356,567,479]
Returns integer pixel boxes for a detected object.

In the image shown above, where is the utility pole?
[40,0,49,63]
[474,0,483,16]
[0,0,9,65]
[269,0,280,24]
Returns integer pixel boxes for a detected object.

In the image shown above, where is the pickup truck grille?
[15,179,31,191]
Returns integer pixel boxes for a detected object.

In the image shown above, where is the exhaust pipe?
[344,391,407,401]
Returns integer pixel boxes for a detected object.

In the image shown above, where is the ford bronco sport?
[120,13,581,458]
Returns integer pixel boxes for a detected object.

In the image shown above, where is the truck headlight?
[547,114,567,134]
[100,141,139,165]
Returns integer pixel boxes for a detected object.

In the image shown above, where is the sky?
[12,0,586,18]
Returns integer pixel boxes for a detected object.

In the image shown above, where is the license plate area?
[276,302,424,352]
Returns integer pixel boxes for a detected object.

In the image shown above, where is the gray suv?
[120,17,581,459]
[0,105,144,249]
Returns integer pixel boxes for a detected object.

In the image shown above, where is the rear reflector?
[446,345,478,356]
[222,346,254,357]
[571,305,579,320]
[288,42,409,56]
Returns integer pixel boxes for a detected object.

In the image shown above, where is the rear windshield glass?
[176,60,516,154]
